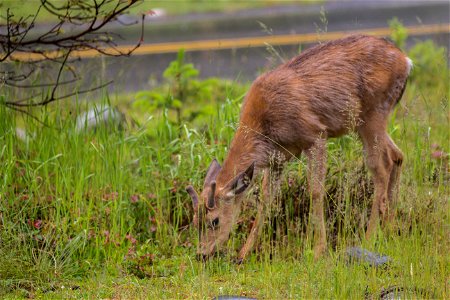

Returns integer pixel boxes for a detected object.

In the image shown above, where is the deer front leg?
[237,167,280,263]
[305,137,327,259]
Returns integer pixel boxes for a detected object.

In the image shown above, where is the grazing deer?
[186,35,412,262]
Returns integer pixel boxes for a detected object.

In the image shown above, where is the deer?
[186,34,413,263]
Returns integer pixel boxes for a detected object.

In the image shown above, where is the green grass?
[0,40,449,298]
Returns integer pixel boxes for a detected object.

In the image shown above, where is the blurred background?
[107,0,450,92]
[4,0,449,93]
[94,0,450,92]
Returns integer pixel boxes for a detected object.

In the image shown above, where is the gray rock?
[213,296,257,300]
[15,127,35,142]
[76,106,125,133]
[346,246,391,267]
[379,286,406,300]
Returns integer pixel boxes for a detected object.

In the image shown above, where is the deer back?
[238,35,411,156]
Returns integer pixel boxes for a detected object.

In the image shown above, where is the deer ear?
[206,181,216,209]
[186,185,199,211]
[227,162,255,197]
[204,159,221,186]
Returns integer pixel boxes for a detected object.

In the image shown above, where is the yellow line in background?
[10,23,450,61]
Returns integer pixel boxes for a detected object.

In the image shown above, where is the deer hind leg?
[305,137,327,259]
[385,136,403,223]
[384,74,406,224]
[237,166,281,263]
[358,118,395,239]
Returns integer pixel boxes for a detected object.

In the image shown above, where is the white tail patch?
[406,57,413,75]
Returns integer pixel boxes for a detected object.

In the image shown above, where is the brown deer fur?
[186,34,412,262]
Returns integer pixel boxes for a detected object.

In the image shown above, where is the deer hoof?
[234,257,244,265]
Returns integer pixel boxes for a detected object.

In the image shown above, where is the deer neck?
[216,129,264,188]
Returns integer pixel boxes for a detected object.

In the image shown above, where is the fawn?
[186,34,412,262]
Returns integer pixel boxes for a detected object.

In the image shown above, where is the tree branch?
[1,0,145,111]
[4,80,113,107]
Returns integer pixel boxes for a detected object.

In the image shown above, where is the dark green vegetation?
[0,26,448,298]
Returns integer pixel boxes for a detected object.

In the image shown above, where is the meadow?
[0,27,448,298]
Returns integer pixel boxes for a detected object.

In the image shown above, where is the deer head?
[186,159,255,260]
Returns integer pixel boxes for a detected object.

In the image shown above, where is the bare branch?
[50,49,71,100]
[4,80,113,107]
[1,0,145,112]
[3,103,52,127]
[5,78,78,88]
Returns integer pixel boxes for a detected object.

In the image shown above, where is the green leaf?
[176,49,185,66]
[135,91,153,101]
[172,99,183,109]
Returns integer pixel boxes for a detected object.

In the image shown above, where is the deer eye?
[208,217,219,230]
